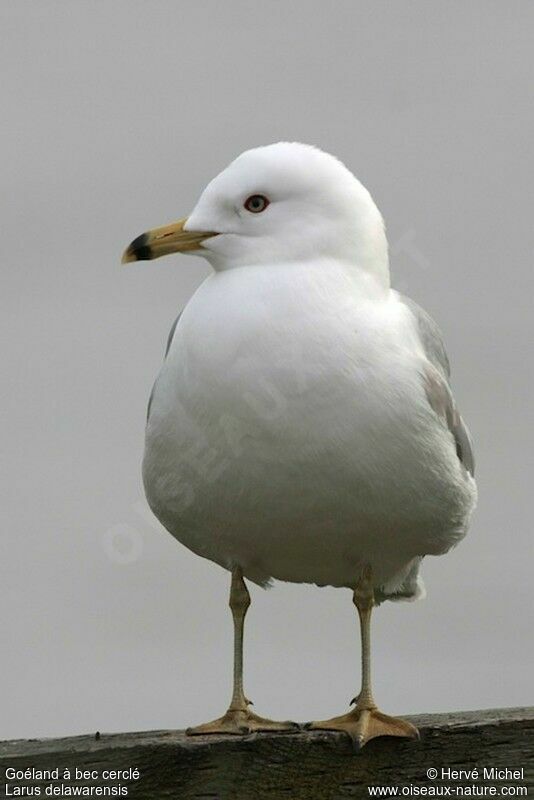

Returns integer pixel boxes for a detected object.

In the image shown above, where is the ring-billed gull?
[122,142,476,747]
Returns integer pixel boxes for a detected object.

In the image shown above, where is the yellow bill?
[121,217,218,264]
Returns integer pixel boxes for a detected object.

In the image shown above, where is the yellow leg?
[187,566,298,735]
[309,566,419,748]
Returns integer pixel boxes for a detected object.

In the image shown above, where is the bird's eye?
[244,194,270,213]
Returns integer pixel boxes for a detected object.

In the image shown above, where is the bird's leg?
[187,566,298,735]
[308,565,419,748]
[228,565,251,712]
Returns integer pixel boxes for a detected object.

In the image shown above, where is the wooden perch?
[1,707,532,799]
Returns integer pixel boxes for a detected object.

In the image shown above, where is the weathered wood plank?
[1,707,533,799]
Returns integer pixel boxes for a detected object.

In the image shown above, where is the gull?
[122,142,476,747]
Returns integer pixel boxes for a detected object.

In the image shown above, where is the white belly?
[143,265,476,590]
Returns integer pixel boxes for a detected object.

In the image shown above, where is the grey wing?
[400,293,450,379]
[398,293,475,476]
[146,312,182,422]
[163,312,182,359]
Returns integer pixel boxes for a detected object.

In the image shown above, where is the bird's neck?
[346,211,391,296]
[349,253,390,298]
[206,257,391,312]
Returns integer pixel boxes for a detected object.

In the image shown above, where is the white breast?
[143,262,476,590]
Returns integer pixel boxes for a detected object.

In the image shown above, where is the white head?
[123,142,390,289]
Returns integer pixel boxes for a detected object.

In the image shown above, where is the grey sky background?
[2,1,532,741]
